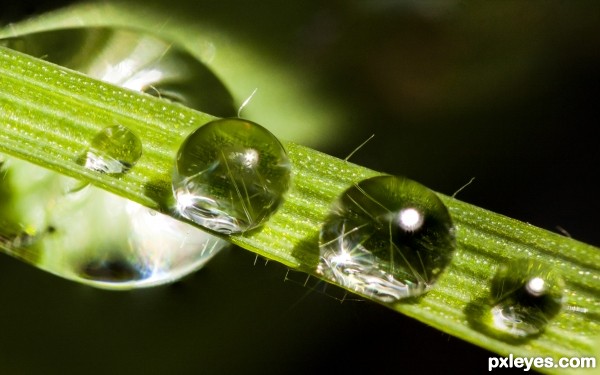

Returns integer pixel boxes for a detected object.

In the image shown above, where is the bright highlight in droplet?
[526,277,545,296]
[478,259,564,340]
[174,190,199,213]
[331,249,353,265]
[397,207,424,231]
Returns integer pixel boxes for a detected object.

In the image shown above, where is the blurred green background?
[1,1,599,374]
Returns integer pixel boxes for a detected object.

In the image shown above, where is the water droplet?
[172,118,291,234]
[317,175,456,302]
[62,194,229,290]
[484,260,564,339]
[1,162,229,290]
[82,125,142,175]
[1,27,235,116]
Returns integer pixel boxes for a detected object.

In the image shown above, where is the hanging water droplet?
[317,175,456,302]
[63,194,229,290]
[0,27,235,116]
[82,124,142,175]
[484,259,564,339]
[1,158,229,290]
[172,118,291,234]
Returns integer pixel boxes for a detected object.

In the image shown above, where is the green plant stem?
[1,46,599,373]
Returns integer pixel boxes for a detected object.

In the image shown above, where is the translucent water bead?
[0,158,229,290]
[173,118,291,234]
[318,175,456,302]
[73,193,228,289]
[485,260,564,339]
[83,125,142,174]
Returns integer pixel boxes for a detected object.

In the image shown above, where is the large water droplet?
[0,158,229,290]
[172,118,291,234]
[484,260,564,339]
[317,175,456,302]
[82,124,142,175]
[0,27,235,116]
[65,195,228,290]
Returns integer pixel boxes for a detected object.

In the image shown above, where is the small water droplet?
[317,175,456,302]
[172,118,291,234]
[82,125,142,175]
[484,260,564,339]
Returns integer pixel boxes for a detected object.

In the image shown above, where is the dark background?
[1,1,599,374]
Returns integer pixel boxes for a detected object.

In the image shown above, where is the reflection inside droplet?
[81,257,146,283]
[1,157,229,290]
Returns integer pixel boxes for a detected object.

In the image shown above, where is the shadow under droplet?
[143,178,175,213]
[291,231,321,271]
[75,153,87,168]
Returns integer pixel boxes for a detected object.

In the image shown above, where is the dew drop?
[172,118,291,234]
[317,175,456,302]
[63,195,230,290]
[82,125,142,175]
[1,159,229,290]
[484,260,564,339]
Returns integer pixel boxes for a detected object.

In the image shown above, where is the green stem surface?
[1,46,598,373]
